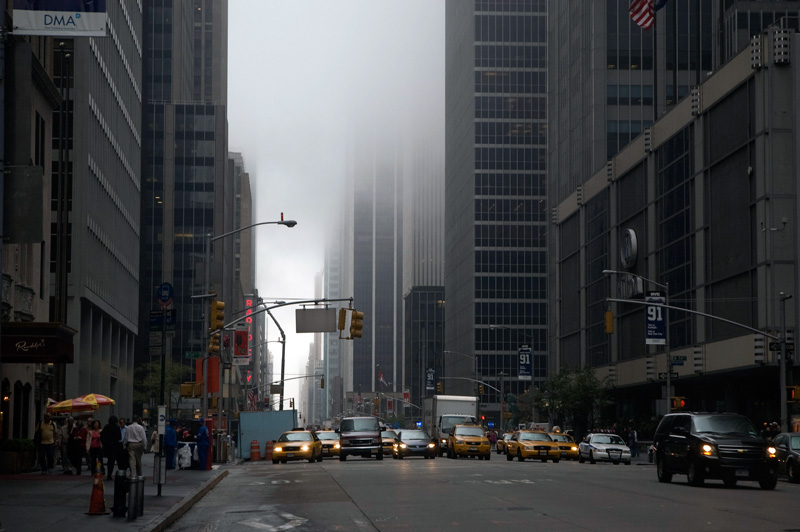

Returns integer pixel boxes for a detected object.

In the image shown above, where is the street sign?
[672,355,687,360]
[769,341,794,352]
[157,282,174,309]
[672,360,684,366]
[658,372,679,379]
[185,351,202,359]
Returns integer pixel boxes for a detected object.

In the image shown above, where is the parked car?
[548,432,579,460]
[578,433,631,465]
[496,433,513,454]
[315,429,340,458]
[506,430,561,462]
[772,432,800,483]
[652,412,778,489]
[392,429,437,459]
[447,424,491,460]
[272,429,323,464]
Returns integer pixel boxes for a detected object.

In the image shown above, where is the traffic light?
[436,381,443,393]
[209,297,225,331]
[320,376,325,389]
[338,308,347,331]
[208,333,220,355]
[788,386,799,402]
[605,309,614,334]
[350,310,364,339]
[478,385,484,395]
[670,396,687,410]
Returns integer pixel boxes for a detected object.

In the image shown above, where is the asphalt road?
[168,454,800,532]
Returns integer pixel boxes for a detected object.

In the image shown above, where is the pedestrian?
[628,426,639,458]
[164,420,178,470]
[58,416,74,475]
[124,416,147,477]
[100,415,122,480]
[196,424,210,470]
[85,419,104,475]
[68,420,88,475]
[35,413,58,474]
[117,417,130,475]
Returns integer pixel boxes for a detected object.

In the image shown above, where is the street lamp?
[202,218,296,419]
[443,350,477,387]
[603,269,671,413]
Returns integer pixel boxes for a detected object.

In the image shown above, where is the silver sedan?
[578,433,632,465]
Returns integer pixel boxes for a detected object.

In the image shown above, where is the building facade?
[445,0,549,428]
[553,23,800,429]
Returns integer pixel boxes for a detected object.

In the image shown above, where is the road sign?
[671,360,684,366]
[658,372,679,379]
[672,355,687,361]
[157,282,174,309]
[185,351,202,359]
[769,341,794,352]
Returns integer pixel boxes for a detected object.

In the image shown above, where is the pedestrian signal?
[670,396,687,410]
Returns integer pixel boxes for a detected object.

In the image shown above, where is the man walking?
[124,416,147,477]
[58,416,74,474]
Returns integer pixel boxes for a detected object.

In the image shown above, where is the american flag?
[247,389,258,411]
[629,0,668,30]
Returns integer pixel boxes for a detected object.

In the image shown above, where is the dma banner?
[13,0,107,37]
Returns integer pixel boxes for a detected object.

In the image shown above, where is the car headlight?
[571,446,578,451]
[334,442,340,449]
[301,445,309,451]
[427,443,436,449]
[274,446,283,452]
[767,446,777,458]
[399,443,407,449]
[455,440,464,445]
[701,443,717,457]
[373,438,381,444]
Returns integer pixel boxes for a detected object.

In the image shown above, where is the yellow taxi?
[496,432,513,455]
[272,429,323,464]
[381,429,398,457]
[548,432,579,460]
[505,430,561,462]
[446,424,491,460]
[315,430,340,458]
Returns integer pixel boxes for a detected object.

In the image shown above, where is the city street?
[168,456,799,532]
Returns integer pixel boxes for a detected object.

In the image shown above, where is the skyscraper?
[445,0,549,427]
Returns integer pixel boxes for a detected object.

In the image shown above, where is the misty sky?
[228,1,445,412]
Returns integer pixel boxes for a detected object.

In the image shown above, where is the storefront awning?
[1,322,76,363]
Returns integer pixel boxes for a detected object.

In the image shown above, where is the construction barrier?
[250,440,261,461]
[265,441,274,462]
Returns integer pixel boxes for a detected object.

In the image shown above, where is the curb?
[143,469,229,532]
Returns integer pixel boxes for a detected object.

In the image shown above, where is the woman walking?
[100,416,122,480]
[86,419,104,475]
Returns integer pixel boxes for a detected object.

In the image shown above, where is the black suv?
[653,412,779,489]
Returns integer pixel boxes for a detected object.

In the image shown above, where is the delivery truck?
[422,395,478,456]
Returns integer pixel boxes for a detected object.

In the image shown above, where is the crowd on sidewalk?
[32,414,211,477]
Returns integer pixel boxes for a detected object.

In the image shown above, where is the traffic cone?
[86,461,110,515]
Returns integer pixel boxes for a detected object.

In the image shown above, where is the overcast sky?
[228,1,445,415]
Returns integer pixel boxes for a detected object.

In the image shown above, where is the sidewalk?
[0,451,232,532]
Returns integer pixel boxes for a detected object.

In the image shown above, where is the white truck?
[422,395,478,456]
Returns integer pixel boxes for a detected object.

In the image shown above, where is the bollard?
[126,476,141,521]
[111,471,128,518]
[136,476,145,517]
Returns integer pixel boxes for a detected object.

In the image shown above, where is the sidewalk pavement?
[0,451,234,532]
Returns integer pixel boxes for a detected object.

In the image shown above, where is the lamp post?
[779,292,792,433]
[443,350,477,391]
[202,218,296,419]
[603,269,671,413]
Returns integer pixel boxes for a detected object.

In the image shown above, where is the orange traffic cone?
[86,461,110,515]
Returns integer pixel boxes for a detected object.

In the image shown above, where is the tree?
[528,366,612,439]
[133,360,190,419]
